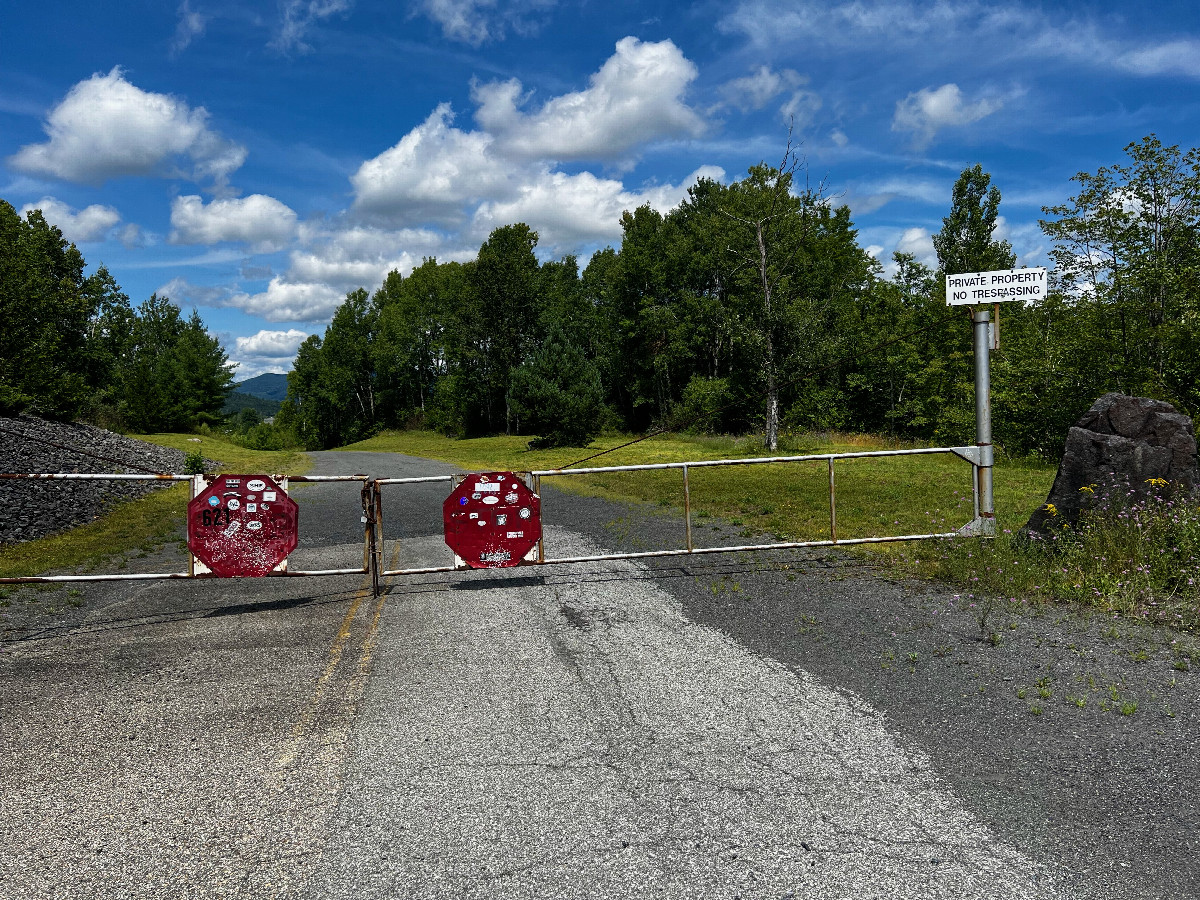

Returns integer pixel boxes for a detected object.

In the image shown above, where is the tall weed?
[910,478,1200,630]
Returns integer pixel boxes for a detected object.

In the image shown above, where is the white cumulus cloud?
[235,328,312,358]
[892,83,1002,149]
[170,194,299,252]
[473,37,706,163]
[471,165,724,254]
[20,197,121,243]
[351,104,516,226]
[352,38,709,229]
[895,227,936,266]
[228,277,346,322]
[8,68,246,189]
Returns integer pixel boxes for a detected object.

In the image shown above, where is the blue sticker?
[207,496,220,507]
[459,496,468,505]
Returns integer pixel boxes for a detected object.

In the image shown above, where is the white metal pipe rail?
[3,446,990,586]
[0,472,374,585]
[374,445,987,577]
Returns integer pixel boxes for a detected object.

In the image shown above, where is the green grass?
[0,436,310,580]
[339,428,1054,547]
[340,429,1200,629]
[132,433,309,475]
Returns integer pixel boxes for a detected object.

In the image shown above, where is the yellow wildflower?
[1078,484,1095,494]
[1145,477,1168,487]
[1044,502,1058,516]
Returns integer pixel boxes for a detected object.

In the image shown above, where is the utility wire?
[560,318,942,470]
[0,422,175,476]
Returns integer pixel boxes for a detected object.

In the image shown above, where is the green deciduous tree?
[0,202,99,416]
[1040,135,1200,412]
[934,165,1017,276]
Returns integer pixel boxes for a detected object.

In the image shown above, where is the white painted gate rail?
[3,445,992,590]
[374,444,993,578]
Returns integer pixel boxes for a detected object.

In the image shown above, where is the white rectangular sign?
[946,267,1047,305]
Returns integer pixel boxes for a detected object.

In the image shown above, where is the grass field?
[339,429,1056,548]
[0,436,310,580]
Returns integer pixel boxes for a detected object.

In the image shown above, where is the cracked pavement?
[1,450,1195,898]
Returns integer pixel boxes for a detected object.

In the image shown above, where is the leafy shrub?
[183,449,205,474]
[673,376,730,434]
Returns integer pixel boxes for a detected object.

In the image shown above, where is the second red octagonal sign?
[443,472,541,568]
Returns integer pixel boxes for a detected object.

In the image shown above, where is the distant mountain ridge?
[223,392,281,418]
[234,373,289,402]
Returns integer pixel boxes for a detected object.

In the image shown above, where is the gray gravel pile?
[0,415,207,545]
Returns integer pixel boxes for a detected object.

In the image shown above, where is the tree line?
[284,135,1200,456]
[3,134,1196,457]
[0,201,233,432]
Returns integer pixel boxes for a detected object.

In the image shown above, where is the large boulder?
[1024,393,1198,534]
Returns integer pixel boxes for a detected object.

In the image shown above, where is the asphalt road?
[1,450,1196,899]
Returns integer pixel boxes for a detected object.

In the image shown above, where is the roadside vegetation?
[905,478,1200,634]
[0,435,309,580]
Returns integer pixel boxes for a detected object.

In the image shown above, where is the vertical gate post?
[682,465,693,552]
[972,305,996,533]
[362,480,380,597]
[827,457,837,542]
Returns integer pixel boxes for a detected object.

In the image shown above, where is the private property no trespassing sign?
[946,267,1047,305]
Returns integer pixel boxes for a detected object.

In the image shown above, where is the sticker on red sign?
[188,474,298,577]
[443,472,541,568]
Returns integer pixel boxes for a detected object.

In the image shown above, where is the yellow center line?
[274,542,401,770]
[275,577,370,769]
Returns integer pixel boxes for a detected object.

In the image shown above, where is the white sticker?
[263,491,277,502]
[496,514,507,526]
[247,479,267,492]
[246,503,258,512]
[469,512,479,520]
[246,520,263,531]
[506,531,524,539]
[474,482,501,492]
[505,492,519,503]
[477,520,486,526]
[482,495,499,505]
[227,498,241,510]
[519,508,531,519]
[223,521,240,537]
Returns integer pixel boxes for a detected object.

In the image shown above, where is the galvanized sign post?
[947,266,1047,536]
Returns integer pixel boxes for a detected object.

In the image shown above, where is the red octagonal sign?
[443,472,541,568]
[188,474,299,577]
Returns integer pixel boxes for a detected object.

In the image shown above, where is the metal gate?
[2,444,989,591]
[373,443,990,577]
[0,472,374,586]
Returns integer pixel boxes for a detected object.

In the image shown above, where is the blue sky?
[3,1,1198,378]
